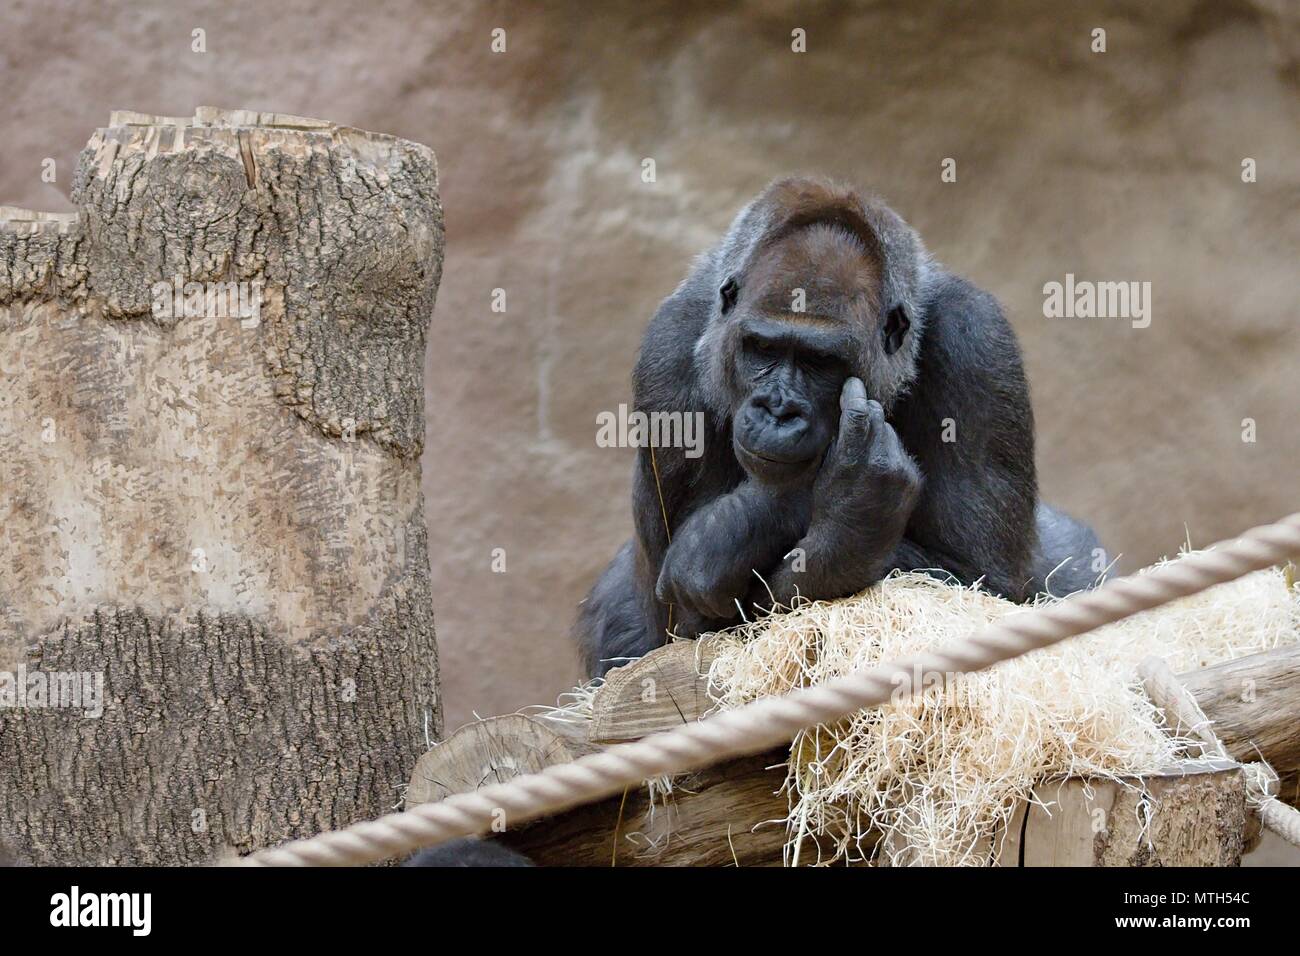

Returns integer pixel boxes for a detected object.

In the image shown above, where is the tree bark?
[0,108,444,864]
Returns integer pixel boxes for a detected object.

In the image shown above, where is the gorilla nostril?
[752,393,804,425]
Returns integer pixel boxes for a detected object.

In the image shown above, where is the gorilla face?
[722,225,885,486]
[730,317,847,484]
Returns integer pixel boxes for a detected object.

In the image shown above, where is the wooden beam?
[501,751,794,866]
[405,708,792,865]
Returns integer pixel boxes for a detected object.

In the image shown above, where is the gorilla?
[576,177,1105,678]
[405,837,534,867]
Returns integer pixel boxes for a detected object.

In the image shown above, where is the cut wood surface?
[589,640,718,742]
[407,715,597,808]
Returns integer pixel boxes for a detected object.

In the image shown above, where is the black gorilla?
[576,177,1104,677]
[405,838,534,867]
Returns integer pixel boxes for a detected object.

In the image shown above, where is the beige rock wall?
[2,0,1297,733]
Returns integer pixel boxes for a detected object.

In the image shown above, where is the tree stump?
[995,760,1246,867]
[0,108,445,864]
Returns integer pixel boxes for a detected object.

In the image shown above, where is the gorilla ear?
[883,304,910,355]
[719,276,739,314]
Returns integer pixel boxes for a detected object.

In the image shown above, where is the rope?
[1137,656,1230,759]
[242,511,1300,866]
[1139,655,1300,849]
[1260,795,1300,846]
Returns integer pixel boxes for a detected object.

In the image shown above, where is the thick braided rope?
[243,512,1300,866]
[1138,656,1230,759]
[1259,795,1300,846]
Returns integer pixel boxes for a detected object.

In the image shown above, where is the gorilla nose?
[740,395,811,463]
[752,392,807,425]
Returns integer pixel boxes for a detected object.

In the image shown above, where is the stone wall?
[2,0,1296,731]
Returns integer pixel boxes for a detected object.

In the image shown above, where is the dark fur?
[576,177,1105,677]
[404,838,534,867]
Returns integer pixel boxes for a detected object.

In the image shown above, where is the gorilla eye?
[742,335,779,362]
[883,305,910,355]
[719,277,739,314]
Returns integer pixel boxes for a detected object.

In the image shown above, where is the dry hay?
[705,558,1299,866]
[532,552,1298,865]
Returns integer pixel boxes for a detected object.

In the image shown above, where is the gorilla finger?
[885,426,921,480]
[869,435,921,492]
[700,590,740,621]
[839,376,868,411]
[865,418,903,460]
[654,567,678,605]
[839,398,884,450]
[869,417,906,457]
[839,391,873,429]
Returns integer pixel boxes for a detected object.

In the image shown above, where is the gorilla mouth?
[735,441,819,483]
[735,434,819,467]
[745,448,811,465]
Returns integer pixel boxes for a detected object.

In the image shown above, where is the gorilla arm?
[654,477,811,625]
[657,378,922,622]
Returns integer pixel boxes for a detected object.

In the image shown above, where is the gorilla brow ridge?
[757,179,886,267]
[766,212,880,261]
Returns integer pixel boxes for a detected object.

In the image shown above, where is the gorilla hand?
[765,378,921,603]
[810,377,921,543]
[656,480,810,623]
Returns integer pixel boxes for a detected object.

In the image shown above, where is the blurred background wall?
[2,0,1297,734]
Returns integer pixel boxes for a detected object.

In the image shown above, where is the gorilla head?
[694,178,929,486]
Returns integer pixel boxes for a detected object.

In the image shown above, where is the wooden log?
[408,642,1258,865]
[0,108,444,864]
[501,751,794,866]
[411,705,1247,866]
[997,759,1246,866]
[1141,653,1300,853]
[1177,645,1300,776]
[589,640,718,742]
[587,640,1300,764]
[1279,770,1299,806]
[404,707,793,865]
[407,715,597,808]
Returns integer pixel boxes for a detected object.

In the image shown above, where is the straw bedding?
[704,559,1298,865]
[543,552,1298,865]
